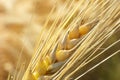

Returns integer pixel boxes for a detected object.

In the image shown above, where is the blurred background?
[0,0,120,80]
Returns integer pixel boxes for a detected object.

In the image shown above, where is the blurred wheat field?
[0,0,120,80]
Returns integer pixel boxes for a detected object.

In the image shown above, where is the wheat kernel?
[69,27,80,39]
[56,50,70,61]
[79,25,89,35]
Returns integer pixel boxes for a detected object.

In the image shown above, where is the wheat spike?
[6,0,119,80]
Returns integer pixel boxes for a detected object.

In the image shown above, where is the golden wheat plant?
[5,0,120,80]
